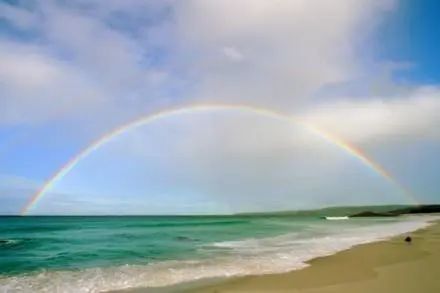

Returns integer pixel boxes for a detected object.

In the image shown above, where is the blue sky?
[0,0,439,215]
[375,0,440,84]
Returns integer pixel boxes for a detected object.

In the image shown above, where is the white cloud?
[173,0,396,107]
[303,87,440,144]
[0,51,59,88]
[0,42,105,125]
[0,0,399,128]
[222,46,244,62]
[0,1,173,127]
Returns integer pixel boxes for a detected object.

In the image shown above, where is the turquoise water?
[0,214,434,292]
[0,215,311,274]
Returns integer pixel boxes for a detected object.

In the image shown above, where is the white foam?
[0,215,437,293]
[0,239,20,246]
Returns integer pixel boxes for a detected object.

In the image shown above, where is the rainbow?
[21,103,417,215]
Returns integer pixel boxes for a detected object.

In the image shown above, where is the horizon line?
[7,203,436,217]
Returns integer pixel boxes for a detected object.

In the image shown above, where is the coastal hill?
[237,205,440,218]
[349,204,440,217]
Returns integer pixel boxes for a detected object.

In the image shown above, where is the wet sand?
[187,220,440,293]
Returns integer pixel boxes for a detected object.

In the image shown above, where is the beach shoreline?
[185,218,440,293]
[118,217,440,293]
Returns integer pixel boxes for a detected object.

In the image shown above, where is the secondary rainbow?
[21,103,417,214]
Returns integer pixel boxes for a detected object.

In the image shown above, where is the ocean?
[0,212,436,292]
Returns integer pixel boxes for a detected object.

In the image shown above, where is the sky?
[0,0,439,215]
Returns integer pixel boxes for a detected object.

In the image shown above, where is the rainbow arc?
[21,103,417,215]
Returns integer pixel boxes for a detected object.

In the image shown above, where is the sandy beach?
[183,219,440,293]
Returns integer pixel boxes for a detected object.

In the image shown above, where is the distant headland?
[349,204,440,217]
[236,204,440,218]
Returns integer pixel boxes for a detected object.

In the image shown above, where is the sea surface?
[0,211,436,292]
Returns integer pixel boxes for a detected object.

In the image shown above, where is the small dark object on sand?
[404,236,412,243]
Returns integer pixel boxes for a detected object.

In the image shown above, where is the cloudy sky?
[0,0,439,215]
